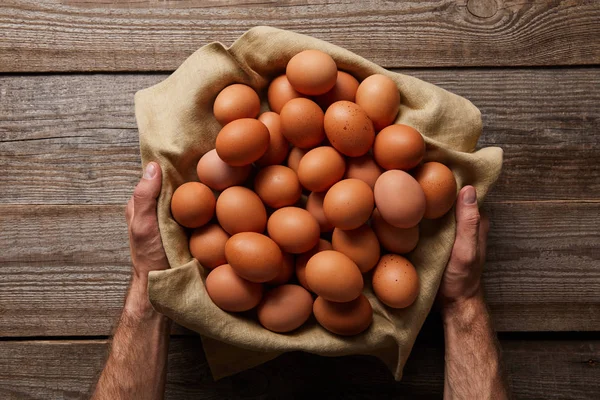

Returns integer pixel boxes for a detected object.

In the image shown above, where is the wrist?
[441,290,486,325]
[124,276,168,323]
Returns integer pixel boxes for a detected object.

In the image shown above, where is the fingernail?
[463,186,477,204]
[143,162,157,179]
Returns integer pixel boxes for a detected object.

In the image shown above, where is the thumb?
[449,185,481,267]
[133,162,162,219]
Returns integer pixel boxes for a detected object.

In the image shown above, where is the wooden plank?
[1,68,598,204]
[0,0,599,72]
[1,202,598,336]
[0,338,597,399]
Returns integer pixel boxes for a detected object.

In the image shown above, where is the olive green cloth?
[135,26,503,381]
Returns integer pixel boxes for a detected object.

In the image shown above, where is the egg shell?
[355,74,400,131]
[372,254,419,309]
[196,149,251,191]
[287,147,307,173]
[323,179,374,230]
[255,112,289,166]
[216,186,267,235]
[213,84,261,126]
[189,224,230,270]
[344,154,383,190]
[280,98,325,149]
[324,101,375,157]
[413,162,458,219]
[225,232,283,283]
[257,284,313,333]
[313,294,373,336]
[305,191,334,232]
[371,208,419,254]
[332,225,380,273]
[373,124,425,170]
[314,71,360,110]
[295,239,333,291]
[170,182,215,228]
[286,50,338,96]
[267,252,295,285]
[216,118,270,166]
[267,207,320,254]
[305,250,364,302]
[205,264,263,312]
[254,165,302,209]
[374,170,425,228]
[297,146,346,192]
[268,75,305,113]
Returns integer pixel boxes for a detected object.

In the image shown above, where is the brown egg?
[171,182,215,228]
[266,252,295,285]
[413,162,458,219]
[286,50,338,95]
[323,179,374,230]
[189,224,230,270]
[313,294,373,336]
[254,165,302,209]
[213,84,261,126]
[225,232,282,283]
[280,98,325,149]
[295,239,333,291]
[345,154,383,190]
[373,124,425,170]
[205,264,263,312]
[371,208,419,254]
[257,284,313,332]
[324,101,375,157]
[305,191,334,232]
[196,149,251,191]
[332,225,380,273]
[314,71,360,110]
[216,186,267,235]
[255,112,289,166]
[297,146,346,192]
[215,118,270,166]
[374,170,425,228]
[268,75,305,114]
[287,147,307,173]
[372,254,419,309]
[355,74,400,131]
[305,250,363,302]
[267,207,320,253]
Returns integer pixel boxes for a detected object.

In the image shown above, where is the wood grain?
[0,338,598,399]
[1,68,598,204]
[0,0,598,72]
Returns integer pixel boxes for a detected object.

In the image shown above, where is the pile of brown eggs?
[170,50,457,336]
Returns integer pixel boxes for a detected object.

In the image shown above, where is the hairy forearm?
[442,293,509,400]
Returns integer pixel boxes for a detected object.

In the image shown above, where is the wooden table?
[1,1,599,398]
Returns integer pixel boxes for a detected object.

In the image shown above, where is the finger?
[478,211,490,265]
[449,185,480,267]
[125,198,134,226]
[133,162,162,221]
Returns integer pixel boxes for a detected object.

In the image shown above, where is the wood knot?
[467,0,499,18]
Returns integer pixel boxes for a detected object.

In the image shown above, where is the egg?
[205,264,263,312]
[254,165,302,209]
[225,232,282,283]
[295,239,333,291]
[413,162,458,219]
[297,146,346,192]
[324,101,375,157]
[255,112,289,166]
[266,252,295,285]
[314,71,360,110]
[305,191,334,232]
[371,208,419,254]
[373,124,425,170]
[286,50,338,95]
[332,225,380,273]
[280,98,325,149]
[215,118,270,166]
[213,84,261,126]
[257,284,313,332]
[344,154,383,190]
[305,250,363,302]
[372,254,419,309]
[196,149,251,191]
[268,75,305,113]
[374,170,425,228]
[216,186,267,235]
[313,294,372,336]
[189,224,230,270]
[287,147,307,173]
[355,74,400,131]
[170,182,215,228]
[267,207,320,253]
[323,179,374,230]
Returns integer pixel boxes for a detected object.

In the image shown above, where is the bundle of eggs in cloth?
[170,50,458,336]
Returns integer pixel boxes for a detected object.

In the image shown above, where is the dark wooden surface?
[1,0,599,398]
